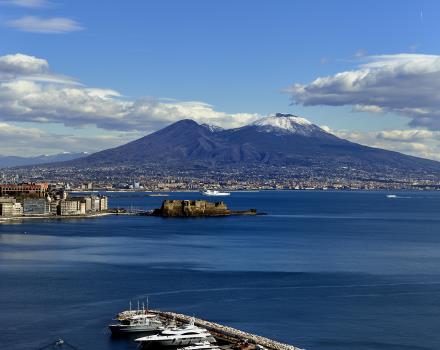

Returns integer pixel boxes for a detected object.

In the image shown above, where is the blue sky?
[1,0,440,159]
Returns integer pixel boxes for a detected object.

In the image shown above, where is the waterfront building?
[59,199,86,216]
[23,198,50,216]
[0,202,13,217]
[99,196,108,211]
[0,198,23,217]
[0,183,48,198]
[80,182,93,190]
[12,202,23,216]
[64,195,107,214]
[50,200,60,214]
[89,195,108,212]
[0,197,15,203]
[71,196,92,211]
[91,196,100,211]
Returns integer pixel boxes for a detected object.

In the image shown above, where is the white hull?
[178,341,221,350]
[139,335,216,348]
[109,324,161,334]
[136,318,216,348]
[203,194,230,196]
[159,335,216,346]
[202,190,230,196]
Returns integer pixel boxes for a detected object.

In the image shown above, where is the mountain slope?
[72,119,234,166]
[60,114,440,173]
[0,152,88,168]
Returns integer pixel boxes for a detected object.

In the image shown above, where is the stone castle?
[155,199,230,217]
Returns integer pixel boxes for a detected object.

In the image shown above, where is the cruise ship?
[135,319,216,347]
[202,190,230,196]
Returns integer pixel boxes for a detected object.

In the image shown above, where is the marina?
[109,305,303,350]
[147,310,304,350]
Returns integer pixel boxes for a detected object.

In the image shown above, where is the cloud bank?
[6,16,83,33]
[0,122,137,156]
[322,126,440,161]
[0,53,261,131]
[288,54,440,130]
[1,0,48,8]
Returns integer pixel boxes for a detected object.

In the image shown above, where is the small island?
[151,199,259,217]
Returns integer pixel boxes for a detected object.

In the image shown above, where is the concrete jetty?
[151,310,304,350]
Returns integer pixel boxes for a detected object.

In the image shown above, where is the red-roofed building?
[0,183,49,198]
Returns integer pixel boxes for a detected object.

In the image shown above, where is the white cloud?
[354,49,366,58]
[0,53,49,81]
[0,122,138,156]
[0,53,261,132]
[0,0,48,7]
[6,16,83,33]
[323,126,440,161]
[288,53,440,130]
[376,129,440,142]
[352,104,384,114]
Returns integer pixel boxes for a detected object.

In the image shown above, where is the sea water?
[1,191,440,350]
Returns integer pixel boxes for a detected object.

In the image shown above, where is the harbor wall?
[152,310,304,350]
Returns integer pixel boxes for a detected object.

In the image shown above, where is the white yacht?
[177,341,221,350]
[135,319,216,347]
[109,302,163,335]
[109,313,163,334]
[202,190,230,196]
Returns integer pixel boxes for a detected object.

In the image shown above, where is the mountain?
[61,113,440,174]
[0,152,88,168]
[250,114,327,136]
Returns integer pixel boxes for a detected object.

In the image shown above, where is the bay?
[1,191,440,350]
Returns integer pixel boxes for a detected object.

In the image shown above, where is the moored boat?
[135,318,216,347]
[202,190,230,196]
[177,340,221,350]
[109,301,163,335]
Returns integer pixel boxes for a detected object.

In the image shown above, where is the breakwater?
[151,310,304,350]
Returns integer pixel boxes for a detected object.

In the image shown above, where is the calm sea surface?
[1,191,440,350]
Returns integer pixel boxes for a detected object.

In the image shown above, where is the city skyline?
[1,0,440,160]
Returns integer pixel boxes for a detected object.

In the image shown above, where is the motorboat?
[177,341,221,350]
[202,190,230,196]
[135,318,216,347]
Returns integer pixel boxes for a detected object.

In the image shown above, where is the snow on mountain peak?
[202,124,224,132]
[251,113,320,136]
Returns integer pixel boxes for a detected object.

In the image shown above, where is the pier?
[151,310,304,350]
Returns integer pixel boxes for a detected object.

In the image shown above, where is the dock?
[151,310,304,350]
